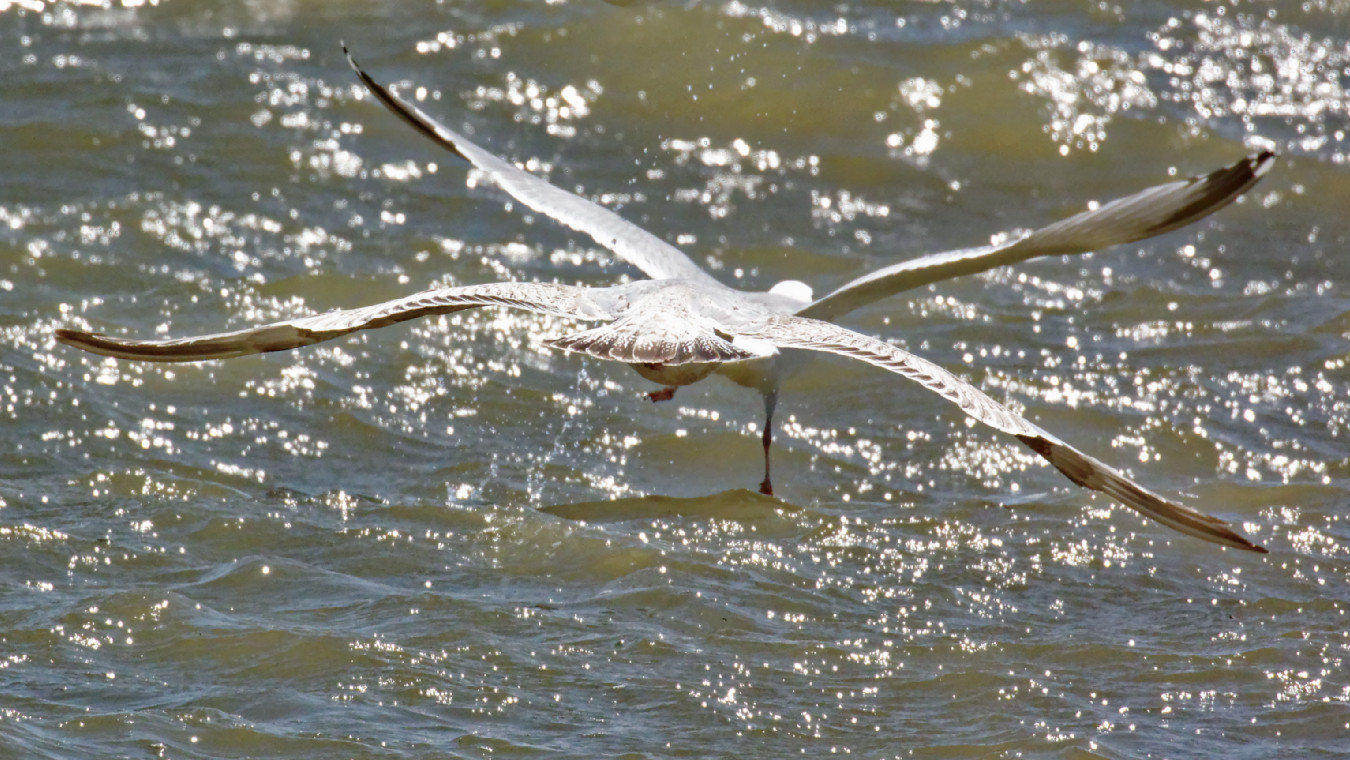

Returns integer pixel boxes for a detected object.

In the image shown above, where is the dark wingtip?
[1249,149,1278,179]
[1014,433,1269,554]
[1141,150,1277,237]
[339,40,477,168]
[1218,528,1270,554]
[54,328,96,345]
[341,41,362,77]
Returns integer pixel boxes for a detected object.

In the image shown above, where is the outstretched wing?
[730,314,1267,553]
[55,281,611,362]
[344,45,722,288]
[799,152,1276,321]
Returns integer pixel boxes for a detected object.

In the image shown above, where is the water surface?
[2,1,1348,757]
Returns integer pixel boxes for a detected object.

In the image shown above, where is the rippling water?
[3,1,1348,757]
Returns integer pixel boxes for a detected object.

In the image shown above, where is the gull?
[54,47,1273,553]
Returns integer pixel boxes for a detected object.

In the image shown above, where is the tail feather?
[547,318,753,365]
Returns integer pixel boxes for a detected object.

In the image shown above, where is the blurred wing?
[344,45,722,288]
[800,152,1276,321]
[55,281,609,362]
[732,314,1267,553]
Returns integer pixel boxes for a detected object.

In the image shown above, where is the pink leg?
[647,387,677,403]
[758,425,774,496]
[758,391,777,496]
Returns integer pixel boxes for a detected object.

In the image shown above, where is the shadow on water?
[538,487,799,522]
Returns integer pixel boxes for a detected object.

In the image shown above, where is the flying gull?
[55,47,1274,552]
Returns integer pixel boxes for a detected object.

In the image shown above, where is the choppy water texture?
[3,1,1348,757]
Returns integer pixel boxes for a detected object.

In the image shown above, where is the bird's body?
[55,46,1276,553]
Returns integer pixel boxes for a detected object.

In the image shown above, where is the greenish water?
[3,1,1348,757]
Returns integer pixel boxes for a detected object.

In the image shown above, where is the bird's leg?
[758,391,778,496]
[646,386,678,403]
